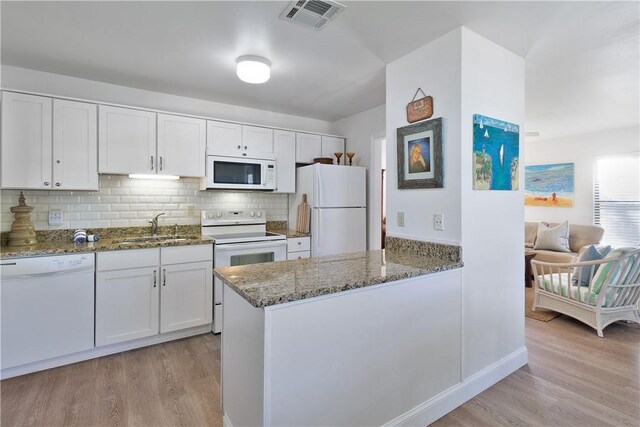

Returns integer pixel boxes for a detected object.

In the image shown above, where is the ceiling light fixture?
[236,56,271,84]
[129,174,180,180]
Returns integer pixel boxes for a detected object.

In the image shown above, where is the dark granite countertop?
[214,238,463,308]
[0,225,212,259]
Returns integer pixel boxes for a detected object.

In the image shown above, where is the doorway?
[369,134,386,250]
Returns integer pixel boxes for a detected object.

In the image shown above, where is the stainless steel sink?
[113,235,200,245]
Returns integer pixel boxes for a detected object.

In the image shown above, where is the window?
[593,153,640,247]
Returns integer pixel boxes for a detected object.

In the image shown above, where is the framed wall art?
[396,117,443,189]
[472,114,520,191]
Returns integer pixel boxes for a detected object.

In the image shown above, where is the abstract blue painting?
[472,114,520,191]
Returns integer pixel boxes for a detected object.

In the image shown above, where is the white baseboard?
[223,414,233,427]
[384,346,528,426]
[1,324,212,380]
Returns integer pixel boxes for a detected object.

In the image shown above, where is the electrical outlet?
[434,213,444,231]
[397,211,405,227]
[186,205,195,216]
[49,209,63,226]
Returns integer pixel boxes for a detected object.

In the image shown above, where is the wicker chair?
[531,248,640,337]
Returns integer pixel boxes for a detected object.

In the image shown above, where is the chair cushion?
[525,222,540,247]
[534,221,571,252]
[539,273,612,306]
[571,245,611,286]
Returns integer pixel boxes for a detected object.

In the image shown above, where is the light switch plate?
[49,209,63,226]
[434,214,444,231]
[397,211,405,227]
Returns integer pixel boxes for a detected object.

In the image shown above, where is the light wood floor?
[2,316,638,426]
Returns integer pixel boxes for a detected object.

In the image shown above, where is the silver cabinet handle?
[159,156,163,171]
[44,182,50,186]
[162,268,167,286]
[153,270,157,288]
[297,241,302,245]
[55,183,61,187]
[244,145,247,150]
[151,155,154,170]
[242,153,247,156]
[237,145,241,149]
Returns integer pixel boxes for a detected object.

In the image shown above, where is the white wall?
[0,176,288,232]
[524,125,640,225]
[386,26,526,382]
[1,65,334,134]
[332,104,386,249]
[459,28,526,377]
[386,29,462,244]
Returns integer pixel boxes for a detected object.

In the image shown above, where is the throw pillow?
[571,245,611,286]
[534,221,571,253]
[590,247,635,294]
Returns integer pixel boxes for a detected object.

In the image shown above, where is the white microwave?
[205,155,276,190]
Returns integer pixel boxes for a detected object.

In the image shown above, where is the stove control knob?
[249,211,255,217]
[215,212,223,218]
[257,212,263,218]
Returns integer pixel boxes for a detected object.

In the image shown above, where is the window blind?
[593,153,640,248]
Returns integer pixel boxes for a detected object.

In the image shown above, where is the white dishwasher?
[1,253,95,371]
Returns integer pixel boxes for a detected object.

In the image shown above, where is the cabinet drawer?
[287,237,310,252]
[97,248,160,271]
[287,251,311,260]
[161,244,212,265]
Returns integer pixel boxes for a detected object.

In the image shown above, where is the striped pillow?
[590,247,635,294]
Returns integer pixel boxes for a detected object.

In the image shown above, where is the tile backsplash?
[0,175,289,232]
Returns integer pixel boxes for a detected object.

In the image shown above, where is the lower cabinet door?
[96,267,160,346]
[160,261,213,333]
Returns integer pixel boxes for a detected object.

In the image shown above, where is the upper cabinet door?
[99,105,156,174]
[242,125,274,159]
[274,130,296,193]
[207,120,242,157]
[295,133,321,164]
[321,136,345,161]
[157,114,206,177]
[1,92,52,189]
[52,99,98,190]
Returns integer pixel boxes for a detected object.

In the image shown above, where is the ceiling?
[1,1,638,140]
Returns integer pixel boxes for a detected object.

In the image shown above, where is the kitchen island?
[214,237,466,427]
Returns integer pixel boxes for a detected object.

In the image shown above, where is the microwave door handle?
[215,241,285,251]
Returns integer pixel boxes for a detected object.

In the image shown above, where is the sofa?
[525,221,605,263]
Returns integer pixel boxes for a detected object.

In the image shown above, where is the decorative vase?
[346,152,356,166]
[334,152,343,165]
[8,191,37,246]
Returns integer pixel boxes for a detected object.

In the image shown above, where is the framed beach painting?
[472,114,520,191]
[524,163,575,207]
[396,117,443,189]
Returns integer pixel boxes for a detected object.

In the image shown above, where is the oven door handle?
[215,241,286,252]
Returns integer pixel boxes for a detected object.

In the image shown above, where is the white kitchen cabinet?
[99,105,156,174]
[96,266,160,346]
[1,92,52,189]
[96,246,213,346]
[157,114,206,177]
[242,125,274,158]
[52,99,98,190]
[296,133,321,164]
[274,130,296,193]
[207,121,274,159]
[1,92,98,190]
[207,120,243,157]
[160,261,212,333]
[321,136,345,162]
[287,236,311,260]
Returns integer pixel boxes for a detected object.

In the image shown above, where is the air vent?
[280,0,346,31]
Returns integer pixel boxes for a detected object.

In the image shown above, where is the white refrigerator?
[289,164,366,257]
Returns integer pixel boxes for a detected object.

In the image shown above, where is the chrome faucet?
[149,213,165,236]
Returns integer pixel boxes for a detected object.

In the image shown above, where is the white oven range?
[201,210,286,333]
